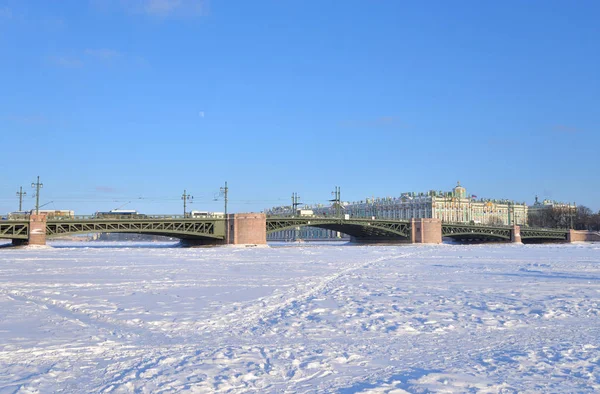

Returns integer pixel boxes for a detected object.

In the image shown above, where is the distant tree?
[528,205,578,229]
[575,205,593,230]
[590,210,600,231]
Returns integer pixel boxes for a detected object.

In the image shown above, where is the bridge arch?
[441,224,512,242]
[45,219,225,243]
[266,218,412,241]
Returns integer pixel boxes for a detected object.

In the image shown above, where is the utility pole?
[31,176,43,215]
[220,182,228,216]
[291,192,302,215]
[16,186,26,211]
[181,190,193,217]
[330,186,341,217]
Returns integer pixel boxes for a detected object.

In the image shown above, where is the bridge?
[2,213,596,247]
[2,213,265,247]
[268,217,576,243]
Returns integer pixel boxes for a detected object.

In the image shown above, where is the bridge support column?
[28,214,47,246]
[568,229,600,242]
[511,225,522,243]
[226,213,267,246]
[411,218,442,244]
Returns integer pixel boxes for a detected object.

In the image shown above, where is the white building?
[267,183,529,226]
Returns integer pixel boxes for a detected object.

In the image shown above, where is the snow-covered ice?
[1,242,599,393]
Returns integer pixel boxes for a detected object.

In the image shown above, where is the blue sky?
[1,0,598,214]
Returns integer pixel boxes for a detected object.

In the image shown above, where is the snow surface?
[1,241,599,393]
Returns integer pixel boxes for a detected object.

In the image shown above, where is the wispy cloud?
[145,0,183,15]
[49,55,83,68]
[0,7,11,20]
[95,186,117,193]
[42,17,66,30]
[553,124,580,135]
[49,49,144,68]
[487,137,511,148]
[1,113,71,128]
[84,48,121,60]
[2,114,48,125]
[91,0,209,17]
[340,116,408,129]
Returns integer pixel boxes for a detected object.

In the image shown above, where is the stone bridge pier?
[226,213,267,246]
[411,218,442,244]
[511,225,522,243]
[12,214,47,246]
[183,213,267,247]
[568,230,600,242]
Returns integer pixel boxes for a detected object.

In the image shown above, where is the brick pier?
[411,218,442,244]
[12,214,48,246]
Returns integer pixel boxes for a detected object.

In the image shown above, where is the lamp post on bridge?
[31,176,43,215]
[16,186,26,212]
[181,190,193,217]
[330,186,341,217]
[220,182,228,216]
[291,192,302,216]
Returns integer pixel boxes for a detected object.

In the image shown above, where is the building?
[267,182,529,227]
[528,196,576,228]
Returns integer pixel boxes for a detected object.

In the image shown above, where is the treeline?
[528,205,600,231]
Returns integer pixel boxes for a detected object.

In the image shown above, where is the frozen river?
[1,242,599,393]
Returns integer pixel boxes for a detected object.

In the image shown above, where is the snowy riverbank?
[1,242,599,392]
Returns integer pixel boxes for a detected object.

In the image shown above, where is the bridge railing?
[55,214,226,220]
[2,214,227,221]
[441,222,568,232]
[266,215,409,221]
[1,214,30,221]
[441,222,513,228]
[520,226,570,232]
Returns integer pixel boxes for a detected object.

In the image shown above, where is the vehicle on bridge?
[6,211,30,220]
[296,209,314,217]
[189,210,209,218]
[93,210,146,219]
[30,209,75,219]
[189,211,225,218]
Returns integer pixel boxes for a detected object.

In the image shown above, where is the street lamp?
[31,176,43,215]
[16,187,27,211]
[291,192,303,216]
[220,182,228,216]
[181,190,193,217]
[330,186,341,217]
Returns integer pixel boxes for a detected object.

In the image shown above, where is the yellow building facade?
[305,182,529,226]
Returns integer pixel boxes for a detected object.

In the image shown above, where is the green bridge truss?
[266,217,412,239]
[441,223,568,242]
[47,218,226,240]
[441,224,512,241]
[268,218,569,243]
[0,221,29,240]
[520,228,569,241]
[0,218,226,241]
[0,217,569,243]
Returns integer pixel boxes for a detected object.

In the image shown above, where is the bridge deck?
[0,218,227,241]
[0,216,574,244]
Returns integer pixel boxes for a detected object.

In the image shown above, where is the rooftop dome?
[453,181,467,198]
